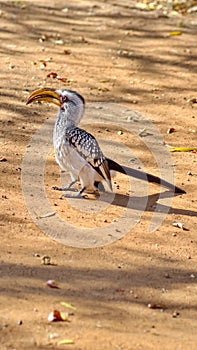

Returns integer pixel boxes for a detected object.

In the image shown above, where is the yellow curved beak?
[26,88,61,106]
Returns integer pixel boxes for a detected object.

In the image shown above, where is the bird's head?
[26,88,85,124]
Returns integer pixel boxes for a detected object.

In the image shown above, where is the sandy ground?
[0,1,197,349]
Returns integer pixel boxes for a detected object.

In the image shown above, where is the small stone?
[42,256,51,265]
[2,195,8,199]
[48,333,59,340]
[2,323,8,329]
[0,157,7,162]
[18,320,23,325]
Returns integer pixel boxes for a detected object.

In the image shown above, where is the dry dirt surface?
[0,1,197,349]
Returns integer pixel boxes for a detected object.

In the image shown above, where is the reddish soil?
[0,1,197,349]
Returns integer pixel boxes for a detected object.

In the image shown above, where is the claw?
[52,180,77,192]
[63,186,87,199]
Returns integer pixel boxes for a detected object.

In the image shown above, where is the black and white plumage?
[27,88,112,197]
[26,88,185,196]
[65,125,112,189]
[54,118,112,196]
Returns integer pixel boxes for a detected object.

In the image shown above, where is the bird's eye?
[63,96,68,103]
[60,95,67,104]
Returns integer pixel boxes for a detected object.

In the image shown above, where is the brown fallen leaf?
[57,77,68,83]
[46,72,67,83]
[187,97,197,103]
[40,61,47,69]
[63,49,71,55]
[167,127,175,134]
[47,72,58,79]
[48,310,68,322]
[148,303,166,310]
[47,279,59,289]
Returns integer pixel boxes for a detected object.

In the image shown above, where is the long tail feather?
[107,158,186,194]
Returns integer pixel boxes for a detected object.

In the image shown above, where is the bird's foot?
[63,187,87,199]
[52,180,77,192]
[53,186,77,192]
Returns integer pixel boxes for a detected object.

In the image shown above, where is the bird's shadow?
[97,190,197,217]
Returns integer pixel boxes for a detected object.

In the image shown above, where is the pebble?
[172,311,180,318]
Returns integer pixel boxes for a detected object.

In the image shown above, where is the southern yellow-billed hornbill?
[26,88,185,197]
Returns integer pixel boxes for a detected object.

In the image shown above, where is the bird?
[27,88,112,197]
[26,88,185,196]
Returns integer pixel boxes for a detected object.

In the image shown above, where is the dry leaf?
[167,128,175,134]
[40,61,47,69]
[170,147,197,152]
[148,303,166,309]
[169,31,182,36]
[58,339,75,345]
[49,39,64,45]
[39,212,56,218]
[98,87,110,92]
[57,77,68,82]
[188,5,197,13]
[138,128,149,137]
[60,302,76,310]
[172,222,184,229]
[47,72,58,79]
[99,79,110,83]
[63,49,71,55]
[47,279,59,289]
[48,310,68,322]
[187,97,197,103]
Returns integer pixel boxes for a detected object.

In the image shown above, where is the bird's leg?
[94,181,106,192]
[63,186,87,198]
[52,180,77,191]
